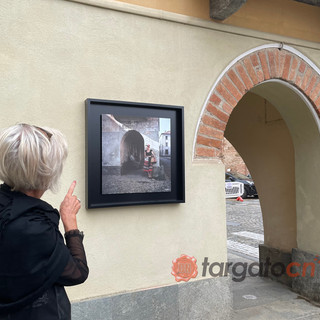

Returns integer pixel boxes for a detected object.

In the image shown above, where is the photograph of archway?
[86,99,184,208]
[101,114,171,194]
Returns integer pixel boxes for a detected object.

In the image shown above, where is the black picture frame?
[86,99,185,209]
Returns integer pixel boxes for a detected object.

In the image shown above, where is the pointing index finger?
[67,181,76,196]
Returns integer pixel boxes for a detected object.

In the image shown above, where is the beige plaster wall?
[1,0,320,301]
[224,93,297,251]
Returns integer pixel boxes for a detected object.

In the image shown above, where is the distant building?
[159,131,171,156]
[221,138,249,176]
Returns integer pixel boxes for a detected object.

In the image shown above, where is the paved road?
[227,198,263,261]
[226,199,320,319]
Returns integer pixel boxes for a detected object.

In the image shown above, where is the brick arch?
[194,47,320,159]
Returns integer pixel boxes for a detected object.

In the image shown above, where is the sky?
[159,118,170,135]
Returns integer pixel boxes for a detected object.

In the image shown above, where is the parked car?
[225,172,258,198]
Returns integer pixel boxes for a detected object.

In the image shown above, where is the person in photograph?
[143,144,156,179]
[0,123,88,320]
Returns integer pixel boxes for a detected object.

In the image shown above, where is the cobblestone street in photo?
[102,169,171,194]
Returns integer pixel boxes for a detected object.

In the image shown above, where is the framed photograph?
[85,99,185,209]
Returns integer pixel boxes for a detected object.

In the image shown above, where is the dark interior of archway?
[120,130,144,175]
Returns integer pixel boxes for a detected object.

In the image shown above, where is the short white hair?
[0,123,68,192]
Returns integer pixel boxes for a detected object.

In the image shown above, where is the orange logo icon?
[171,254,198,282]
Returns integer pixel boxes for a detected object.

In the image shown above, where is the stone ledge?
[72,277,232,320]
[259,244,293,287]
[292,248,320,303]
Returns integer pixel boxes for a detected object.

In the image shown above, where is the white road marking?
[232,231,264,242]
[243,295,257,300]
[227,240,259,259]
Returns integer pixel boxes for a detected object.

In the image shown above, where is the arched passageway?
[194,45,320,302]
[225,89,297,252]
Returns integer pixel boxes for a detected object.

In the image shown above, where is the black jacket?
[0,184,88,319]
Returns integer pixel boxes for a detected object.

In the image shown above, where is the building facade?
[159,131,171,156]
[1,0,320,319]
[222,138,249,176]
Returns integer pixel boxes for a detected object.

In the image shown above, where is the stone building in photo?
[101,114,160,175]
[159,131,171,156]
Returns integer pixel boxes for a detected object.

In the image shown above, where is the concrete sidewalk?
[229,251,320,320]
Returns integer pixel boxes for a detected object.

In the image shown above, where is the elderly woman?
[0,124,88,320]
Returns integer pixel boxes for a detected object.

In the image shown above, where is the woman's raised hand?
[60,181,81,232]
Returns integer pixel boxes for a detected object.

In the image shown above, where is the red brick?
[301,68,313,91]
[295,74,303,88]
[209,93,221,106]
[227,69,246,94]
[258,51,270,80]
[288,57,299,82]
[221,77,242,101]
[199,124,224,139]
[298,61,306,74]
[278,50,286,77]
[216,83,238,107]
[197,135,222,149]
[195,146,217,158]
[310,81,320,102]
[267,50,277,78]
[236,64,253,90]
[305,74,317,96]
[222,102,233,114]
[207,103,229,122]
[274,49,280,77]
[250,53,260,68]
[249,53,264,82]
[282,54,292,80]
[255,68,264,83]
[202,114,227,131]
[243,57,259,85]
[316,96,320,108]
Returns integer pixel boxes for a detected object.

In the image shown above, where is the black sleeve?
[55,230,89,286]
